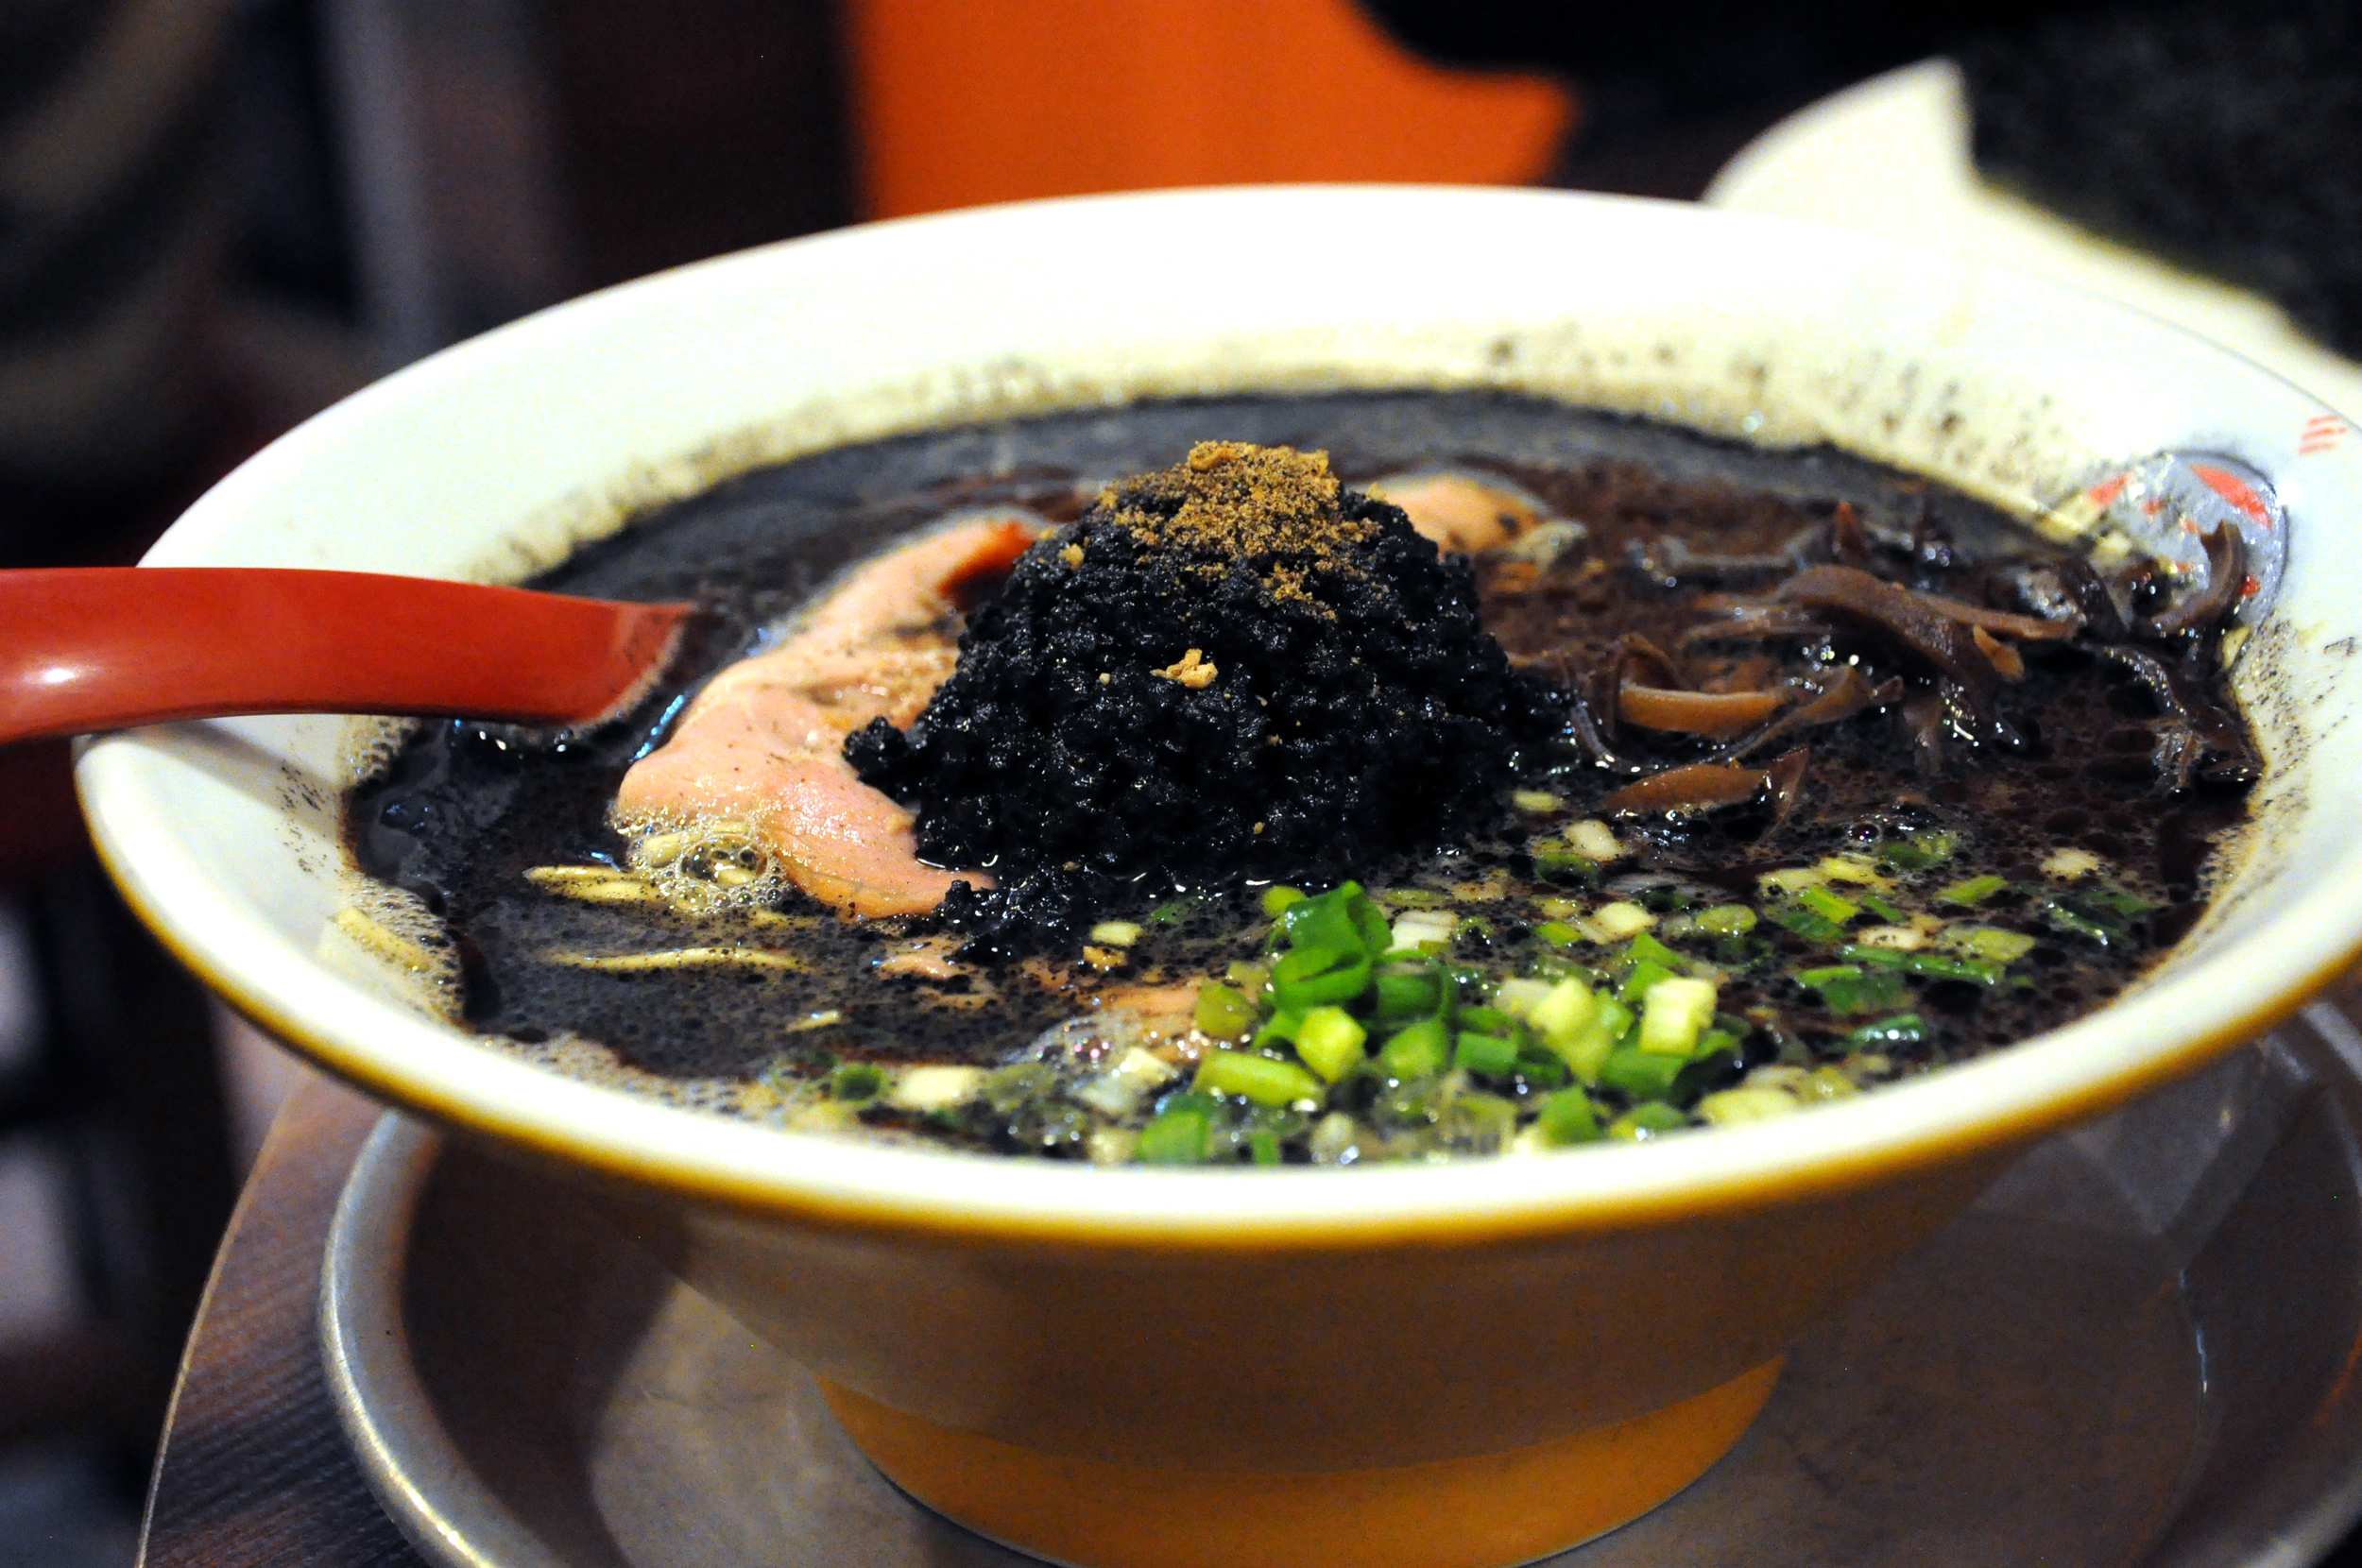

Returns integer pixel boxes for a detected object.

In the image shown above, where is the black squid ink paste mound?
[847,441,1562,956]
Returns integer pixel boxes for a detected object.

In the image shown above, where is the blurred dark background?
[0,1,2196,1562]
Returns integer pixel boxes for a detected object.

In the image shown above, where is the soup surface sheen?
[348,391,2253,1165]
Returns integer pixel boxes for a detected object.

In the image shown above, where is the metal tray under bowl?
[318,1002,2362,1568]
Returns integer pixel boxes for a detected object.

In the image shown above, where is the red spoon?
[0,569,697,745]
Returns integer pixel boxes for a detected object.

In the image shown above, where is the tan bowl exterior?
[613,1149,2004,1474]
[76,191,2362,1518]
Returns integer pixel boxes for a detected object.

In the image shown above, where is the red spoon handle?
[0,568,695,744]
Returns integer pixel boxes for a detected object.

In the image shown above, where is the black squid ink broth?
[347,391,2258,1165]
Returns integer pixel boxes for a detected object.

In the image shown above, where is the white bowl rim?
[76,184,2362,1246]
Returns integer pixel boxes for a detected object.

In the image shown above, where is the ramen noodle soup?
[347,392,2257,1166]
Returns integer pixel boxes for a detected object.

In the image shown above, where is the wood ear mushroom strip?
[1599,761,1772,817]
[1972,625,2026,680]
[1772,565,2026,750]
[1617,683,1789,740]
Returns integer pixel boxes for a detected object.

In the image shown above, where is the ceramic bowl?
[77,188,2362,1568]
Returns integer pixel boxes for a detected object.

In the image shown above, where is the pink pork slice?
[616,515,1037,918]
[1367,471,1545,554]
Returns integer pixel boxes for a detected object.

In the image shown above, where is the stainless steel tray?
[318,1003,2362,1568]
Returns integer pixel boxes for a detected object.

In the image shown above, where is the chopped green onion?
[2085,884,2157,918]
[1627,932,1685,970]
[1497,980,1557,1020]
[1388,911,1458,954]
[1260,885,1307,917]
[1514,789,1563,813]
[1293,1006,1368,1083]
[1549,995,1629,1084]
[1915,953,2002,983]
[1695,904,1757,935]
[1278,888,1366,955]
[1798,885,1862,924]
[1693,1027,1742,1061]
[1269,945,1373,1008]
[1600,1045,1686,1098]
[1938,926,2036,963]
[1254,1008,1305,1048]
[1378,1016,1452,1080]
[1455,1004,1517,1035]
[1795,964,1910,1014]
[1838,945,2003,984]
[1372,965,1443,1021]
[1536,1089,1603,1145]
[889,1065,985,1115]
[1535,919,1584,949]
[1937,874,2009,907]
[1376,887,1451,910]
[1532,843,1601,886]
[2038,895,2126,946]
[1566,819,1624,860]
[1144,895,1200,927]
[1819,852,1890,887]
[1797,1065,1861,1101]
[1225,959,1270,995]
[1454,1031,1523,1078]
[1194,982,1258,1040]
[1527,977,1599,1051]
[1661,1034,1745,1108]
[1591,901,1656,939]
[1876,830,1957,870]
[1760,866,1833,897]
[1859,894,1909,925]
[1137,1095,1215,1164]
[1089,920,1143,947]
[1845,971,1909,1012]
[1608,1101,1689,1140]
[828,1062,884,1102]
[1697,1086,1801,1125]
[1766,902,1848,944]
[1248,1129,1282,1166]
[1638,976,1719,1056]
[1193,1050,1325,1108]
[1438,962,1487,1003]
[1845,1014,1926,1049]
[1525,951,1588,982]
[1617,958,1675,1004]
[1514,1043,1571,1088]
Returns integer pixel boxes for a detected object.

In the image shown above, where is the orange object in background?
[843,0,1577,218]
